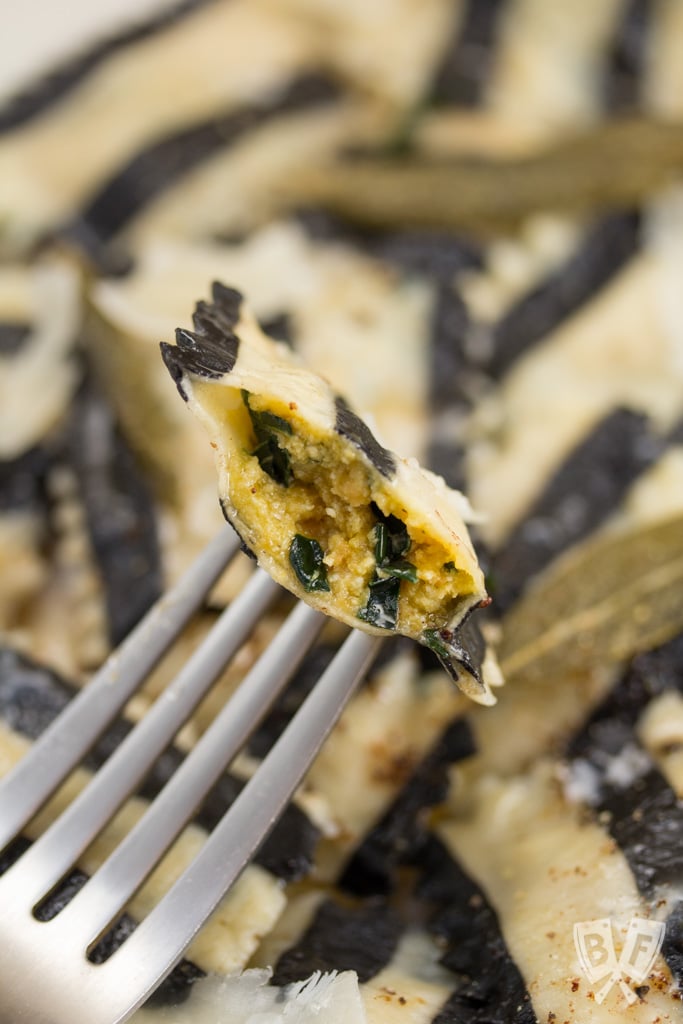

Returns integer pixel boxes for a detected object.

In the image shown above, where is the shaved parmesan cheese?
[133,969,366,1024]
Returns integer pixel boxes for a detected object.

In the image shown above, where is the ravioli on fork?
[161,283,497,704]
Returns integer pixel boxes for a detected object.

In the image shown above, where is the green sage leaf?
[279,119,683,236]
[499,513,683,685]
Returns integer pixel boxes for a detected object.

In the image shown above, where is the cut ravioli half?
[161,283,496,704]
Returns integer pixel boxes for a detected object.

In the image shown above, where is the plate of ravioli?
[1,2,683,1022]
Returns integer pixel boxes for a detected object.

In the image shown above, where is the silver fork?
[0,526,380,1024]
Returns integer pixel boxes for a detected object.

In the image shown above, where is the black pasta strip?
[70,73,341,247]
[162,282,242,395]
[667,415,683,446]
[341,717,476,896]
[426,241,489,487]
[600,768,683,897]
[162,329,236,392]
[445,613,487,683]
[293,208,483,279]
[429,285,471,414]
[272,898,403,986]
[248,643,337,759]
[0,0,218,135]
[0,444,52,514]
[0,836,30,876]
[51,219,136,279]
[491,407,663,610]
[604,0,653,112]
[487,211,641,379]
[662,902,683,995]
[292,206,369,245]
[66,383,163,646]
[426,428,468,496]
[334,394,397,478]
[194,770,319,882]
[197,280,243,331]
[0,645,320,881]
[426,285,471,488]
[259,311,294,348]
[0,647,71,737]
[567,632,683,766]
[428,0,508,108]
[565,633,683,984]
[218,498,257,561]
[414,835,535,1023]
[575,761,683,992]
[0,321,31,355]
[364,229,483,281]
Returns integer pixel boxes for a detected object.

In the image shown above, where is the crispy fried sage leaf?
[289,534,330,593]
[242,389,292,487]
[499,513,683,685]
[280,119,683,235]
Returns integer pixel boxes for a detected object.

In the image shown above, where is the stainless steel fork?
[0,526,380,1024]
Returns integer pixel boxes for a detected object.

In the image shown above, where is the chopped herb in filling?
[289,534,330,592]
[242,389,292,487]
[421,628,452,660]
[358,575,401,629]
[376,558,418,582]
[372,505,410,559]
[359,506,417,628]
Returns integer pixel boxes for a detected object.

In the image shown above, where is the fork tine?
[0,526,242,853]
[98,629,381,1021]
[2,567,281,909]
[54,601,325,948]
[0,628,381,1024]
